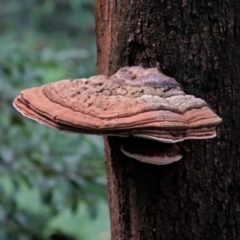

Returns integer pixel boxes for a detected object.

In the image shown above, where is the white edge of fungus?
[134,133,217,144]
[121,146,182,165]
[13,102,59,130]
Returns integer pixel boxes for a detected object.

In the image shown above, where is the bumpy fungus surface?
[13,66,222,165]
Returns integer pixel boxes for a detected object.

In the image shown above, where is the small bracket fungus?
[13,66,222,165]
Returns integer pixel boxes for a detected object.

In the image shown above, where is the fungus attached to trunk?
[13,66,222,165]
[121,137,182,165]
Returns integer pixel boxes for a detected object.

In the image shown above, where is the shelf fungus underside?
[13,66,222,165]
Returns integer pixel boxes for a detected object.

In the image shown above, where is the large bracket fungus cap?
[13,66,222,165]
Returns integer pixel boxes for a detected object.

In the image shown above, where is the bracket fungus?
[13,66,222,165]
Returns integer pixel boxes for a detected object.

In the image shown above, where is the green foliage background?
[0,0,110,239]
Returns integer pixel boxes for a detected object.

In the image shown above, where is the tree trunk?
[96,1,240,239]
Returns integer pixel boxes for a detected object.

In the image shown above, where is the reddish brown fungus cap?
[13,66,222,164]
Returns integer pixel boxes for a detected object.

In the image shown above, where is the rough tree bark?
[96,1,240,239]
